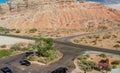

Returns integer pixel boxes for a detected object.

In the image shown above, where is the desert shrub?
[29,28,37,33]
[87,36,92,39]
[112,65,117,69]
[27,55,38,61]
[99,53,107,58]
[78,55,89,60]
[0,45,6,48]
[15,30,20,33]
[88,61,97,68]
[103,34,111,39]
[113,44,120,48]
[85,54,90,58]
[74,39,80,43]
[0,27,4,32]
[93,35,100,39]
[111,60,120,65]
[80,60,97,71]
[38,50,61,63]
[116,41,120,43]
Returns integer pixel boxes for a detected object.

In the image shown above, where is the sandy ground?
[0,36,34,46]
[73,30,120,50]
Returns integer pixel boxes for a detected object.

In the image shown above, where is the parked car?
[20,59,31,66]
[51,67,68,73]
[1,67,12,73]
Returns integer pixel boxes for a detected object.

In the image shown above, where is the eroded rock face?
[0,2,120,30]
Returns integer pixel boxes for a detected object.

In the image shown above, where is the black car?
[20,60,31,66]
[1,67,12,73]
[51,67,68,73]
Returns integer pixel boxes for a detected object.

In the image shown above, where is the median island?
[27,38,62,64]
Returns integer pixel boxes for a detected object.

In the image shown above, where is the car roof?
[1,67,11,71]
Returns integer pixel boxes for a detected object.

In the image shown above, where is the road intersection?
[0,28,120,73]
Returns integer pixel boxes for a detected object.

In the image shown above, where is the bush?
[112,65,117,69]
[27,55,38,61]
[99,53,107,58]
[0,27,4,32]
[80,60,97,71]
[116,41,120,43]
[78,55,89,60]
[113,44,120,48]
[0,45,6,48]
[88,61,97,68]
[15,30,20,33]
[87,36,92,39]
[74,39,79,43]
[111,60,120,65]
[103,35,111,39]
[29,28,37,33]
[85,54,90,58]
[37,50,61,64]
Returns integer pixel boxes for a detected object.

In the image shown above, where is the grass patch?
[0,50,13,58]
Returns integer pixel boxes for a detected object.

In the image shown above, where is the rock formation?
[0,0,120,30]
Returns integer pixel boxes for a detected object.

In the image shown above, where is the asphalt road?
[0,27,120,73]
[0,43,84,73]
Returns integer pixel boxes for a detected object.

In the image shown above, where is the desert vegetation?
[77,53,120,73]
[0,37,62,64]
[27,37,62,64]
[73,30,120,50]
[0,42,32,58]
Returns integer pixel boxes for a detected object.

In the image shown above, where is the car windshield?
[24,60,29,63]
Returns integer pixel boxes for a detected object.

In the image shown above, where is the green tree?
[34,37,54,57]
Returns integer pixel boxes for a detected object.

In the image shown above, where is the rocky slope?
[0,1,120,30]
